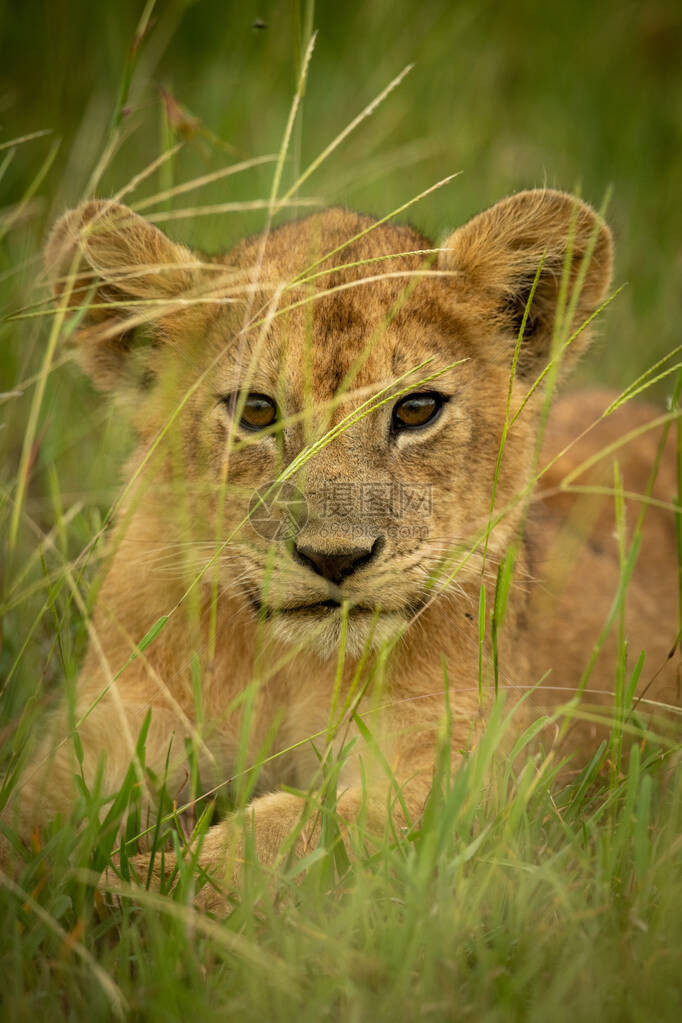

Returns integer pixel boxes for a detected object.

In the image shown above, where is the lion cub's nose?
[293,537,384,585]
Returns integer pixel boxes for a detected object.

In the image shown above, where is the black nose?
[293,537,384,585]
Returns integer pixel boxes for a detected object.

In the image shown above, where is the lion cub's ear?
[440,189,613,377]
[45,201,199,390]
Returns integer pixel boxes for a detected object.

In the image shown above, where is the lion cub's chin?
[270,607,407,660]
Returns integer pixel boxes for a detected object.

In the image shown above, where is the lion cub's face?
[46,192,612,659]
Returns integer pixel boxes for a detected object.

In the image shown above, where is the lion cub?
[9,190,678,910]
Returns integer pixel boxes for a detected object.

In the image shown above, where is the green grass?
[1,1,681,1018]
[2,707,681,1021]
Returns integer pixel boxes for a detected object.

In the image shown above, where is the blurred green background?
[1,0,681,707]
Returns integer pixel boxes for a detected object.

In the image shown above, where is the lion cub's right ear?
[45,201,199,390]
[440,189,613,378]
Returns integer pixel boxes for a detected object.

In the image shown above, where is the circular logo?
[248,480,308,542]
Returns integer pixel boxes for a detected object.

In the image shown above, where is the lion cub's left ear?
[439,189,613,377]
[45,200,200,390]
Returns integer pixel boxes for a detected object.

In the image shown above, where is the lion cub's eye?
[225,392,279,432]
[392,391,446,432]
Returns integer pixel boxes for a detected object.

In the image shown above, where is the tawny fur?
[6,190,677,914]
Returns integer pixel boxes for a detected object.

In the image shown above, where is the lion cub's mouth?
[280,598,343,614]
[242,583,428,625]
[251,596,377,619]
[241,585,413,657]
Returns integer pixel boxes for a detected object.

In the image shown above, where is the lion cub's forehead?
[227,208,431,279]
[222,209,459,399]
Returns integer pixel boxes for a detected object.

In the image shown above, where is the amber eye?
[392,391,446,432]
[225,392,279,432]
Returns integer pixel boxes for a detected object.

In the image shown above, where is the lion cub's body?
[7,191,677,910]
